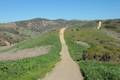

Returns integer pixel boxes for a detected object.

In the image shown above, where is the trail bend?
[42,28,83,80]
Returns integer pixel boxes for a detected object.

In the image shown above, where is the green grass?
[65,23,120,80]
[0,30,61,80]
[80,61,120,80]
[14,31,59,50]
[65,26,120,62]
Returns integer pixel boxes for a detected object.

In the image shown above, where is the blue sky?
[0,0,120,22]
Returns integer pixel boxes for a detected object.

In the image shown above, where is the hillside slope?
[0,18,67,46]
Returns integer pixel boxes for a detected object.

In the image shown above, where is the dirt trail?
[42,28,83,80]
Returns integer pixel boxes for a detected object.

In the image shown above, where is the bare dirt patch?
[76,41,90,48]
[0,46,51,61]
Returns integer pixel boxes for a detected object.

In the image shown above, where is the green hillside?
[0,18,66,46]
[65,20,120,80]
[0,18,120,80]
[0,30,61,80]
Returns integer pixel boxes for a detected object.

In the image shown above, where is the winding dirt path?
[42,28,83,80]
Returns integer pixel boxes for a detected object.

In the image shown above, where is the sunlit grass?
[0,31,61,80]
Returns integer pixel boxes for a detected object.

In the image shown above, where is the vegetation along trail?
[42,28,83,80]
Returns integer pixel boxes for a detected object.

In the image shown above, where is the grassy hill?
[0,18,120,80]
[0,18,66,46]
[0,30,61,80]
[65,20,120,80]
[0,18,64,79]
[103,19,120,40]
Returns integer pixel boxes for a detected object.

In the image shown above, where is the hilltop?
[0,18,67,46]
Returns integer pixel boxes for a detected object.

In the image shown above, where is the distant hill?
[0,18,67,46]
[0,18,120,46]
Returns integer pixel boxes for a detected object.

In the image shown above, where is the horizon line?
[0,17,120,23]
